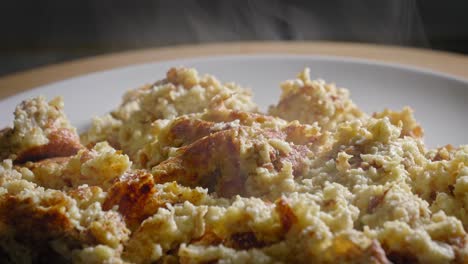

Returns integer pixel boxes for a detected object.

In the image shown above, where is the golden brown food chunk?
[0,160,130,263]
[373,107,423,138]
[103,171,209,230]
[152,126,313,198]
[26,142,131,190]
[81,67,258,159]
[0,96,82,163]
[269,68,364,131]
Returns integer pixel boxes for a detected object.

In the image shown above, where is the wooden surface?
[0,41,467,100]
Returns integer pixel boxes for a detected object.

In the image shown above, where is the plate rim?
[1,53,467,105]
[1,41,467,100]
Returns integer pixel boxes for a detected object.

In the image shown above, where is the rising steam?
[91,0,428,49]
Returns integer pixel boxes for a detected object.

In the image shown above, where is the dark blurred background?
[0,0,467,77]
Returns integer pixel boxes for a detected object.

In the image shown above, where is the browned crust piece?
[152,126,313,198]
[15,128,82,164]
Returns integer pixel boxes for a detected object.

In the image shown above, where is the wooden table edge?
[1,41,467,100]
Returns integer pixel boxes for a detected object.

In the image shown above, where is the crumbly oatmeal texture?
[1,67,467,264]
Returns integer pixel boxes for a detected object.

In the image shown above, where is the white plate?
[1,55,467,148]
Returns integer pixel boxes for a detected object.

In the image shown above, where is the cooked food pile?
[1,67,467,263]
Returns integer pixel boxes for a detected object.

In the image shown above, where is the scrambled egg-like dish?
[1,67,467,264]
